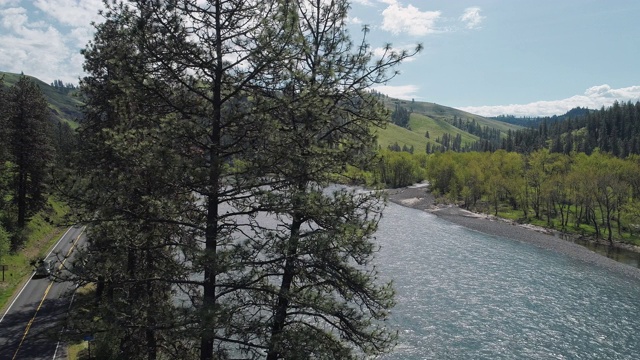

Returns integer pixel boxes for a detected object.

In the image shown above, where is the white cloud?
[459,84,640,117]
[371,84,420,100]
[1,6,27,30]
[0,0,106,85]
[0,0,19,6]
[33,0,102,28]
[0,5,86,84]
[352,0,374,5]
[381,2,441,36]
[460,7,484,30]
[348,16,363,25]
[69,25,94,48]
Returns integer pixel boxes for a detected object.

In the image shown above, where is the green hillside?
[383,97,521,133]
[376,112,479,150]
[1,71,82,127]
[376,96,522,152]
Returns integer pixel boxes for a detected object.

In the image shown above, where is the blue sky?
[1,0,639,117]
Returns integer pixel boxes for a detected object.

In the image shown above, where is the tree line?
[415,102,640,158]
[492,107,591,127]
[371,150,427,188]
[59,1,420,359]
[426,149,640,244]
[496,101,640,157]
[50,79,78,94]
[391,102,411,128]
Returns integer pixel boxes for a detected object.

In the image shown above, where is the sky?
[1,0,639,117]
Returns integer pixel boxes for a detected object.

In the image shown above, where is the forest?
[425,149,640,245]
[501,101,640,157]
[384,100,640,157]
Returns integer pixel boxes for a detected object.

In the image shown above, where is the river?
[376,201,640,359]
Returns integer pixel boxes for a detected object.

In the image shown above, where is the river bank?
[386,183,640,280]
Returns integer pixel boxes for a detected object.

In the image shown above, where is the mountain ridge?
[374,93,522,152]
[1,71,82,128]
[1,71,523,154]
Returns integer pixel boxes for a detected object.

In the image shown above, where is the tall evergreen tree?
[245,1,418,357]
[68,0,300,358]
[67,0,416,358]
[64,11,197,358]
[0,76,7,163]
[0,78,10,241]
[0,76,8,171]
[391,103,410,127]
[6,75,53,241]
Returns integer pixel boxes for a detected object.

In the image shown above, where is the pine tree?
[67,0,417,358]
[64,12,197,358]
[68,0,307,358]
[0,77,10,235]
[246,1,418,358]
[6,75,53,241]
[0,75,8,172]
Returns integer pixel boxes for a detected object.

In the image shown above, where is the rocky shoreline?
[386,183,640,280]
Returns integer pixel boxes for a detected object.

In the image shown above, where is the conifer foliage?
[67,1,418,359]
[3,75,53,247]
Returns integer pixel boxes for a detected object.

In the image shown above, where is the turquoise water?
[377,202,640,359]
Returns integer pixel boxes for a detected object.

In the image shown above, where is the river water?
[376,202,640,359]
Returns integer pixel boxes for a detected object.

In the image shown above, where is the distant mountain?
[372,93,522,153]
[490,107,593,128]
[1,71,82,127]
[495,101,640,157]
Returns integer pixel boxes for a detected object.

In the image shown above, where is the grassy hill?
[389,98,521,133]
[1,71,82,127]
[376,96,522,152]
[376,112,480,150]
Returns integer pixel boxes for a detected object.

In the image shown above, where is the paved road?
[0,225,85,360]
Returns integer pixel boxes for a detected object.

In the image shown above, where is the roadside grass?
[67,342,88,360]
[66,284,96,360]
[0,197,69,311]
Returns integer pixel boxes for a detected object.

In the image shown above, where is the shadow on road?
[0,296,69,359]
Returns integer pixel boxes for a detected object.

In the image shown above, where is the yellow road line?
[12,281,54,360]
[12,228,85,360]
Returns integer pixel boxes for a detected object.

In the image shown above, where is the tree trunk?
[606,205,614,245]
[201,146,221,360]
[201,3,223,358]
[266,216,303,360]
[590,208,600,238]
[16,169,27,229]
